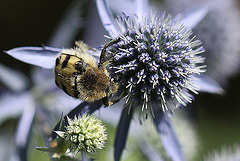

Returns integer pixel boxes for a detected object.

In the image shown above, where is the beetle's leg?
[98,36,122,69]
[102,96,120,106]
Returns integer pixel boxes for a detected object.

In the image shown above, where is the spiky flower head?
[108,13,205,113]
[204,145,240,161]
[64,114,107,155]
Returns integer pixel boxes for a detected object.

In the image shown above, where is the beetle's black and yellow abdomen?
[55,54,84,98]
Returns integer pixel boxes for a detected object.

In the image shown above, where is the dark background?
[0,0,74,75]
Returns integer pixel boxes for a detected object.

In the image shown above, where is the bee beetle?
[55,40,120,106]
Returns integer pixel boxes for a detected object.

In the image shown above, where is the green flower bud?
[64,114,107,155]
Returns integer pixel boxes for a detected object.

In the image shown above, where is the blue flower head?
[108,13,205,113]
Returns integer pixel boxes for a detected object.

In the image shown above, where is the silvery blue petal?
[180,4,210,29]
[46,92,82,115]
[140,141,164,161]
[135,0,149,19]
[96,0,119,38]
[31,68,54,86]
[114,105,134,161]
[5,46,61,69]
[83,1,107,47]
[0,92,33,125]
[0,64,29,92]
[98,102,124,126]
[192,74,224,94]
[15,95,35,161]
[108,0,134,15]
[152,108,185,161]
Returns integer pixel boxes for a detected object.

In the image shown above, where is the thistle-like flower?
[58,114,107,155]
[108,13,205,113]
[204,145,240,161]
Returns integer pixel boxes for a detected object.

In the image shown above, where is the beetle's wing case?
[55,54,82,98]
[54,41,99,98]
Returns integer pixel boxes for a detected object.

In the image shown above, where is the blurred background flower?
[203,144,240,161]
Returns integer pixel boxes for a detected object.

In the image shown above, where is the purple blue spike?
[148,61,159,72]
[138,53,151,63]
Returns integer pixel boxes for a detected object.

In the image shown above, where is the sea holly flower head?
[56,114,107,155]
[204,145,240,161]
[108,13,206,113]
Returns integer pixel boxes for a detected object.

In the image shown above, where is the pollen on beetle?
[108,13,206,114]
[63,114,107,155]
